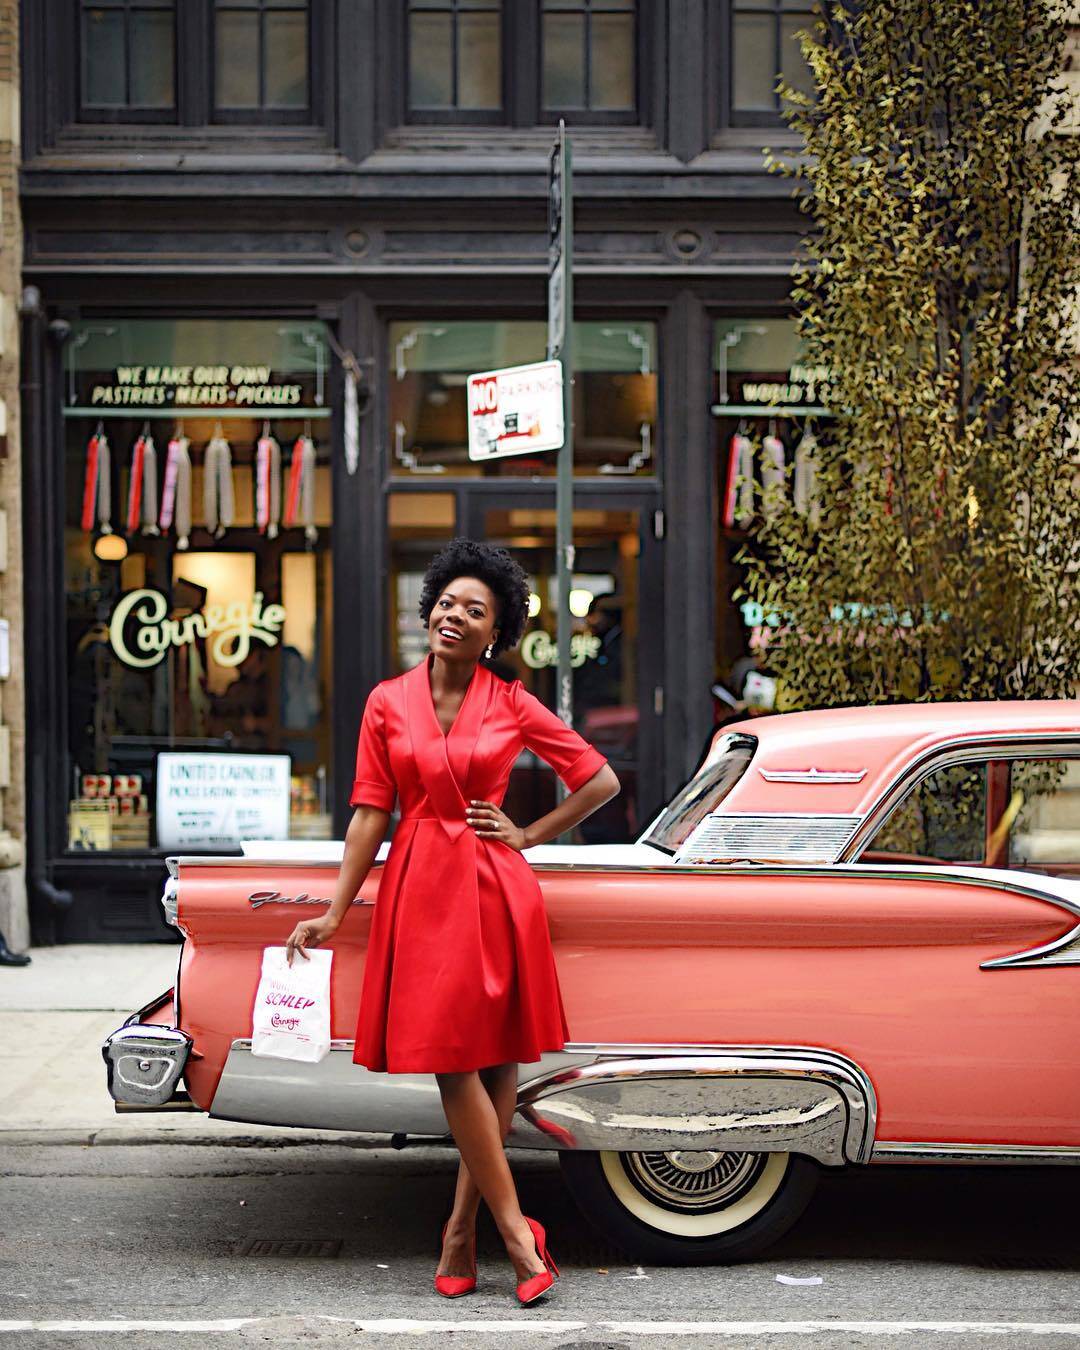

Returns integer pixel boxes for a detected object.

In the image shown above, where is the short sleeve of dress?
[511,679,609,794]
[349,683,397,812]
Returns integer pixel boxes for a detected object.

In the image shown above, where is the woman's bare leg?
[436,1067,545,1282]
[437,1064,517,1278]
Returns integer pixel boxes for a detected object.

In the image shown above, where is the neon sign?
[108,588,286,669]
[520,630,601,670]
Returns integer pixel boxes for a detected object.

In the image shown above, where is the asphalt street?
[3,1138,1080,1349]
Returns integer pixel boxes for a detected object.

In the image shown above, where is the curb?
[0,1127,438,1148]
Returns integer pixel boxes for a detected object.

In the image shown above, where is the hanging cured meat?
[203,431,235,541]
[760,432,786,519]
[81,427,113,538]
[793,429,820,528]
[160,432,192,550]
[255,430,282,539]
[284,434,317,545]
[125,431,160,536]
[722,431,755,528]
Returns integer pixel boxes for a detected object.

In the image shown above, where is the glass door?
[467,492,663,844]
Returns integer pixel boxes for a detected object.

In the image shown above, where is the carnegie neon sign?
[108,587,286,669]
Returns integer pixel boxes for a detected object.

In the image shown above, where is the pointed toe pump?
[515,1216,560,1306]
[434,1221,477,1298]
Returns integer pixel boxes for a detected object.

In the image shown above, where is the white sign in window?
[156,752,291,851]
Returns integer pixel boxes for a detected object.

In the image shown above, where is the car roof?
[715,699,1080,816]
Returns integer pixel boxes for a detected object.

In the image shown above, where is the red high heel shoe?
[515,1216,560,1306]
[433,1220,477,1298]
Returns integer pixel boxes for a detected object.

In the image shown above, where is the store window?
[389,320,658,479]
[407,0,503,117]
[711,317,833,709]
[80,0,176,118]
[729,0,817,126]
[63,318,334,854]
[542,0,636,117]
[214,0,311,117]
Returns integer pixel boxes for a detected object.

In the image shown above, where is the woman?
[284,537,621,1305]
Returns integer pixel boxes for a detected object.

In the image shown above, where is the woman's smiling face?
[429,575,499,662]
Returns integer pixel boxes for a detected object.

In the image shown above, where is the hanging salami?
[81,427,113,537]
[760,431,786,519]
[793,429,820,528]
[255,429,281,539]
[204,430,235,541]
[125,430,160,536]
[284,434,318,545]
[722,431,755,528]
[160,432,193,550]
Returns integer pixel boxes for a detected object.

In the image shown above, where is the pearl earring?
[485,643,494,659]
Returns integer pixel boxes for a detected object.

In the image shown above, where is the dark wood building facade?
[20,0,814,940]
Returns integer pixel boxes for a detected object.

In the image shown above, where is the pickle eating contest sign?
[156,753,291,851]
[467,361,564,461]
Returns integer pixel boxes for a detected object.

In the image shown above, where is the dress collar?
[404,653,493,840]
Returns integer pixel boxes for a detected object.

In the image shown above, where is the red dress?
[349,652,609,1074]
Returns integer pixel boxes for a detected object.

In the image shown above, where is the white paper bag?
[250,945,333,1063]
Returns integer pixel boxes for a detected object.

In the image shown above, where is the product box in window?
[111,813,151,850]
[80,774,112,800]
[68,799,111,851]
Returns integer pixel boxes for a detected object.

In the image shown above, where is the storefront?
[25,303,695,940]
[17,0,818,943]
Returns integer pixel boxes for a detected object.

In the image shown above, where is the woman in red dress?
[285,537,621,1304]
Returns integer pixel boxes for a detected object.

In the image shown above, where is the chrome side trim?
[171,858,1080,966]
[759,767,868,784]
[211,1040,875,1165]
[872,1142,1080,1165]
[843,735,1080,862]
[102,1022,192,1107]
[514,1046,876,1165]
[980,921,1080,969]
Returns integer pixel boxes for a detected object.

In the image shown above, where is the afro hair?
[418,536,531,659]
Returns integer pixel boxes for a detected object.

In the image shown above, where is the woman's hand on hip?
[285,914,339,965]
[466,799,527,851]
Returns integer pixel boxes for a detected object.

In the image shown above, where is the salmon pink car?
[103,699,1080,1263]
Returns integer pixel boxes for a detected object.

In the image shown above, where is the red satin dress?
[349,652,609,1074]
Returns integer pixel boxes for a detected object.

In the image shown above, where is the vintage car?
[103,699,1080,1263]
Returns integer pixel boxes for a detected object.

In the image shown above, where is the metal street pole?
[548,121,574,838]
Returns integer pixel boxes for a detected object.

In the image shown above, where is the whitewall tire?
[559,1148,820,1264]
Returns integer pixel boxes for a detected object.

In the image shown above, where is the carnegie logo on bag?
[250,945,333,1063]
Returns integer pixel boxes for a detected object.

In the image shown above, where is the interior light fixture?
[569,588,594,618]
[93,532,128,562]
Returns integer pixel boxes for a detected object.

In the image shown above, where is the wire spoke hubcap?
[622,1150,768,1212]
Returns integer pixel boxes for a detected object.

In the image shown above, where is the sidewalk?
[0,944,382,1147]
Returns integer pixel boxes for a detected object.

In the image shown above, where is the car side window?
[863,762,986,864]
[1005,759,1080,874]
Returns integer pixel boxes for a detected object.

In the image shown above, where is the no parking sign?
[466,360,565,461]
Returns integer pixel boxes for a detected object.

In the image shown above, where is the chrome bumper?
[102,1021,193,1108]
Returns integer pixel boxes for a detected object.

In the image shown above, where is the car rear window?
[643,732,757,854]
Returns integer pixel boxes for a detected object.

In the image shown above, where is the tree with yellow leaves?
[738,0,1080,704]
